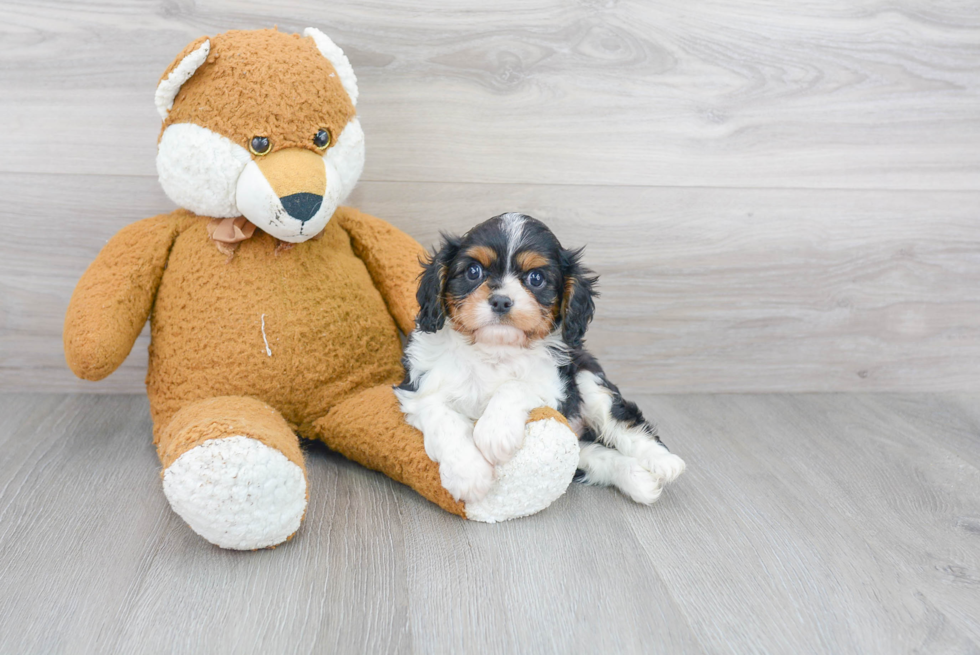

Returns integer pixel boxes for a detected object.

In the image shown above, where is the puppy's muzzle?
[488,294,514,315]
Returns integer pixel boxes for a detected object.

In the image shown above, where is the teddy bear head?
[155,28,364,243]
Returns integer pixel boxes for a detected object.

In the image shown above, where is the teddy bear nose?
[280,192,323,223]
[488,294,514,314]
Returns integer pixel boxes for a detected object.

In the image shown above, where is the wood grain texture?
[1,392,978,653]
[1,0,978,189]
[6,173,978,393]
[1,0,979,393]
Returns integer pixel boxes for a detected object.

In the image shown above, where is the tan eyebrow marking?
[465,246,497,267]
[516,251,549,270]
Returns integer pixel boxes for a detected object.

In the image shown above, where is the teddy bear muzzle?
[236,147,334,242]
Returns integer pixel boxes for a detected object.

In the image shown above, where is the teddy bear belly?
[144,230,405,435]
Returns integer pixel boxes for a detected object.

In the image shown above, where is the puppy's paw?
[473,411,527,465]
[634,441,686,484]
[439,449,495,504]
[618,460,665,505]
[648,452,686,484]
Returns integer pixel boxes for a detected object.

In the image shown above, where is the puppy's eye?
[526,270,545,288]
[249,136,272,156]
[465,263,484,281]
[313,129,331,150]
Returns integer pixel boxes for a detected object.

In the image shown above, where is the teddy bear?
[63,27,579,550]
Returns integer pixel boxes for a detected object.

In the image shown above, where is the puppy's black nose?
[280,192,323,223]
[488,294,513,314]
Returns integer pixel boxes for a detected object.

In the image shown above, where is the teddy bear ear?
[155,38,210,120]
[303,27,359,107]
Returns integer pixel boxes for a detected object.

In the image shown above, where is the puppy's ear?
[559,247,598,348]
[416,234,461,333]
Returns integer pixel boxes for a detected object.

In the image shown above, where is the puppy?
[395,213,685,505]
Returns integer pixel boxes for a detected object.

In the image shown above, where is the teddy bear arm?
[64,214,181,381]
[335,207,426,335]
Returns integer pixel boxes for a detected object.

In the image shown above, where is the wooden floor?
[2,393,978,654]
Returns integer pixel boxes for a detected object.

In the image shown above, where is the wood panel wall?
[2,0,978,392]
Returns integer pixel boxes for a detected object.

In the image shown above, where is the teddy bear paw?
[162,436,307,550]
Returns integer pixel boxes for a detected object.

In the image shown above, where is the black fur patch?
[416,234,461,332]
[562,346,667,450]
[395,333,420,392]
[558,247,599,349]
[557,362,582,421]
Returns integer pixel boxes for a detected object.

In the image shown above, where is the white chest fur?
[399,327,566,421]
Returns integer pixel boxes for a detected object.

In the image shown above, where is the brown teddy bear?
[63,28,578,549]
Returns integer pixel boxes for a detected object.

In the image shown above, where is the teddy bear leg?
[156,396,308,550]
[306,387,579,522]
[305,385,467,518]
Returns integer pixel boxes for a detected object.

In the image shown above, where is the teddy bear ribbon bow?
[207,216,257,255]
[206,216,326,257]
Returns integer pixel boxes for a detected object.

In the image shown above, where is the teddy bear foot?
[464,409,580,523]
[162,436,307,550]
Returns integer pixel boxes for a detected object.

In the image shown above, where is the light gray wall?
[2,1,978,392]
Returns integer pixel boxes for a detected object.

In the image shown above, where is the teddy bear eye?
[249,136,272,156]
[313,129,331,150]
[465,263,484,281]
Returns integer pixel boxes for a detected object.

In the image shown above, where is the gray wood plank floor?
[2,393,978,654]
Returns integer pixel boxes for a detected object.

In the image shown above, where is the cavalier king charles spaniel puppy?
[395,213,685,504]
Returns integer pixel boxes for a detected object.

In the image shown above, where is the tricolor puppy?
[396,213,685,504]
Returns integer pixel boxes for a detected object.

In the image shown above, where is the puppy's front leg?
[473,381,542,465]
[408,397,494,504]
